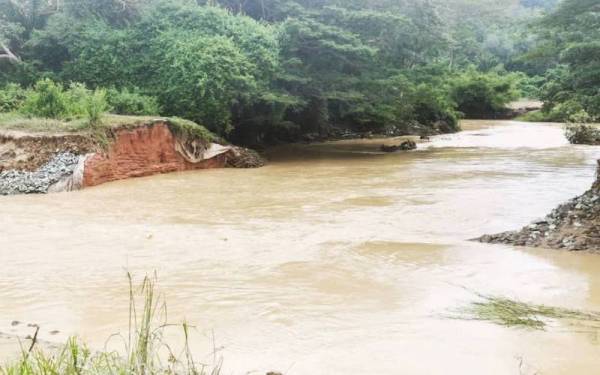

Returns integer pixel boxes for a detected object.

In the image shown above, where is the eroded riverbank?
[2,120,600,374]
[0,119,264,195]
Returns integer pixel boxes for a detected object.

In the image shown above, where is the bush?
[565,124,600,145]
[538,99,594,123]
[409,85,459,133]
[64,82,94,116]
[450,70,520,117]
[106,88,161,115]
[516,74,544,99]
[21,79,69,119]
[391,79,459,134]
[19,79,109,124]
[0,83,27,112]
[85,88,109,126]
[516,110,553,122]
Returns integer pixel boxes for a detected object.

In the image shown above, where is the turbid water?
[2,120,600,374]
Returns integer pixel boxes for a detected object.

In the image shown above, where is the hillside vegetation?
[0,0,596,145]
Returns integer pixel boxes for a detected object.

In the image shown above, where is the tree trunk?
[0,43,21,64]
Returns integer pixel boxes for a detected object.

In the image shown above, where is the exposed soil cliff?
[0,120,264,195]
[82,123,262,187]
[477,161,600,251]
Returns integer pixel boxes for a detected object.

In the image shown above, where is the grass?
[0,112,159,133]
[0,112,90,133]
[0,112,218,145]
[461,295,600,330]
[166,117,218,144]
[0,274,223,375]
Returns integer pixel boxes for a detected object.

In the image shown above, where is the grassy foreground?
[0,274,222,375]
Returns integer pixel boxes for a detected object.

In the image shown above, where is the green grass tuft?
[461,295,600,330]
[166,117,219,144]
[0,274,223,375]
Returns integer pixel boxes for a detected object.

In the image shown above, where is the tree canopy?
[529,0,600,121]
[2,0,590,145]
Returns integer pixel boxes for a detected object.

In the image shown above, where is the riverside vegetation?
[1,0,598,147]
[0,274,227,375]
[2,0,600,373]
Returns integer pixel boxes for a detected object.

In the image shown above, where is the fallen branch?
[27,326,40,354]
[0,43,21,63]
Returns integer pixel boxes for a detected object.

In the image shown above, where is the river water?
[2,120,600,374]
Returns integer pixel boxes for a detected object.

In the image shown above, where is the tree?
[529,0,600,120]
[0,0,556,143]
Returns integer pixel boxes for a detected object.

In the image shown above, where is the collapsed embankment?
[477,161,600,252]
[0,120,264,195]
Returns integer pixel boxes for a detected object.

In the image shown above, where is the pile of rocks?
[477,161,600,251]
[380,140,417,153]
[0,153,81,195]
[565,124,600,145]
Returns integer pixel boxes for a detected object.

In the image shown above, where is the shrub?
[392,80,459,134]
[106,88,161,115]
[85,88,109,126]
[21,78,69,119]
[516,110,553,122]
[64,82,93,116]
[410,85,459,132]
[536,98,595,123]
[17,79,110,125]
[565,124,600,145]
[516,74,544,99]
[0,83,27,112]
[450,70,520,117]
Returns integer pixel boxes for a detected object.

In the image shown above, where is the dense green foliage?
[0,0,587,145]
[450,70,521,117]
[106,88,161,116]
[0,83,26,112]
[0,79,163,127]
[18,79,110,123]
[527,0,600,122]
[21,79,72,119]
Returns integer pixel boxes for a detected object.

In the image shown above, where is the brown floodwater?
[2,120,600,374]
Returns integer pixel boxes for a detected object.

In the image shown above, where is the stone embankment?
[0,120,264,195]
[0,153,82,194]
[477,161,600,251]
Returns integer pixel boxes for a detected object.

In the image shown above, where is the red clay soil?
[83,123,227,187]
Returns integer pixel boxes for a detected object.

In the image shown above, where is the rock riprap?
[0,153,80,195]
[477,161,600,251]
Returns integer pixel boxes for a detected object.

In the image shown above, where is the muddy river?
[2,120,600,374]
